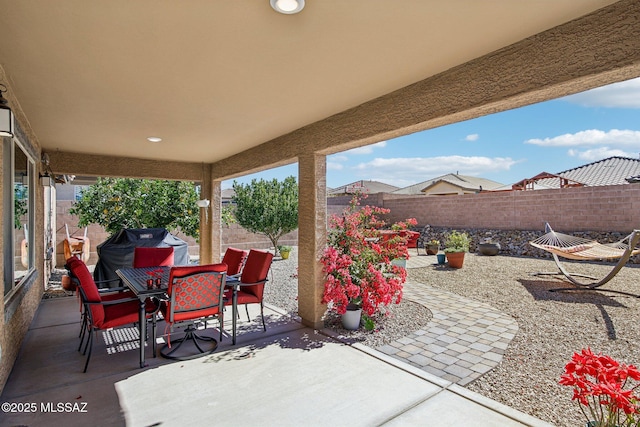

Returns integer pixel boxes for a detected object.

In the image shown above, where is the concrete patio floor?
[0,294,552,427]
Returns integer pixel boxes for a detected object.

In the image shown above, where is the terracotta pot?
[426,245,439,255]
[61,275,76,291]
[445,252,465,268]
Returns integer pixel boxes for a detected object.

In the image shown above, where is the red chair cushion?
[241,250,273,283]
[66,257,106,326]
[133,247,174,268]
[222,247,248,276]
[236,249,273,300]
[101,300,142,329]
[235,290,261,305]
[402,231,420,248]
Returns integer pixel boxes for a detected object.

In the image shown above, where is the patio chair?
[158,263,227,360]
[66,256,159,372]
[224,249,274,331]
[133,246,175,268]
[222,247,248,276]
[65,258,139,343]
[530,223,640,296]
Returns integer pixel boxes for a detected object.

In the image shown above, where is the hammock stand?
[529,223,640,297]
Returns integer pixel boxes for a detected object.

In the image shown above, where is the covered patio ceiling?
[0,0,622,173]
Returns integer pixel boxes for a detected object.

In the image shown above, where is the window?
[74,185,88,201]
[4,137,35,296]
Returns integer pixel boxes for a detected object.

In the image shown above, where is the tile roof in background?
[393,173,505,194]
[559,156,640,186]
[328,180,399,196]
[530,156,640,188]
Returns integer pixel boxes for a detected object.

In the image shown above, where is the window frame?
[4,135,36,298]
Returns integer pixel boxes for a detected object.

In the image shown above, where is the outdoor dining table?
[117,265,243,367]
[116,266,170,368]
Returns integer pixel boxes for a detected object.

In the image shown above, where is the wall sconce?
[270,0,305,14]
[196,199,210,208]
[197,199,210,223]
[0,84,15,138]
[40,173,53,187]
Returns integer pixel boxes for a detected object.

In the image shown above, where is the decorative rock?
[416,226,640,264]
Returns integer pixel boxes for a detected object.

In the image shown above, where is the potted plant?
[443,230,469,268]
[426,239,440,255]
[320,193,417,330]
[278,245,292,259]
[560,348,640,426]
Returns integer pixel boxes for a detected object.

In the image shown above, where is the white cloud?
[563,77,640,108]
[326,162,344,170]
[465,134,479,141]
[352,155,520,186]
[567,147,637,161]
[343,141,387,155]
[525,129,640,147]
[329,154,348,162]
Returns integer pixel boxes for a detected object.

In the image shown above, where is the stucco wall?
[0,75,45,396]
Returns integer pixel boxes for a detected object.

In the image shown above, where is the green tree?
[69,178,200,239]
[232,176,298,255]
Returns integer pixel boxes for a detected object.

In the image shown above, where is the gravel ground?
[264,247,433,348]
[409,253,640,427]
[48,248,640,426]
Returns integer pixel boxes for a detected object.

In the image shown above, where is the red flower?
[560,348,640,426]
[320,193,415,320]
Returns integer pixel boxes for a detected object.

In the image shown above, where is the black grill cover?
[93,228,190,286]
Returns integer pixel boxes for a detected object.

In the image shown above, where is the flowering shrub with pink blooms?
[320,194,417,317]
[560,348,640,427]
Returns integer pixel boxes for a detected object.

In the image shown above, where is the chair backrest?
[133,246,174,268]
[239,249,274,299]
[222,247,248,276]
[65,256,105,327]
[165,263,227,324]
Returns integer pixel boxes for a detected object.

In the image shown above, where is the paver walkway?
[377,271,519,386]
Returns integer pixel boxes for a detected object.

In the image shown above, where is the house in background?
[328,180,399,197]
[509,156,640,190]
[393,173,505,196]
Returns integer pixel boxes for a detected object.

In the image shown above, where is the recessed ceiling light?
[147,137,162,143]
[270,0,305,14]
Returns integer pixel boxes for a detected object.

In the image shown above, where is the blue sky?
[223,77,640,190]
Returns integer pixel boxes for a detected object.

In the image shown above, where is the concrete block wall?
[382,184,640,233]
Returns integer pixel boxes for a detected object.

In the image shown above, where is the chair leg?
[245,304,250,321]
[219,313,224,341]
[78,310,86,338]
[78,323,87,352]
[83,328,94,373]
[151,315,157,358]
[260,302,266,331]
[82,330,92,355]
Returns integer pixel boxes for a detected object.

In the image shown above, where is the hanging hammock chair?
[529,223,640,296]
